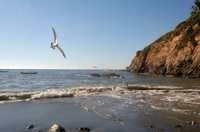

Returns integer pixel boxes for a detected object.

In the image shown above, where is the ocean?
[0,69,130,92]
[1,69,200,91]
[0,69,200,103]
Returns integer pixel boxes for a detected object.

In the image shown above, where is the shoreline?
[0,85,199,132]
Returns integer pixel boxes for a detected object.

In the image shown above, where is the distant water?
[0,70,129,92]
[0,69,200,92]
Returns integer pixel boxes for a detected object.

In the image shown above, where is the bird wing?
[56,45,66,58]
[52,27,58,43]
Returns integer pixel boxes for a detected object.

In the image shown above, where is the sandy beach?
[0,97,147,132]
[0,85,200,132]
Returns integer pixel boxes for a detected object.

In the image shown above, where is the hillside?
[128,11,200,78]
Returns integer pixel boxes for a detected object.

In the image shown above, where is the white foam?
[150,105,169,111]
[0,85,199,106]
[0,86,117,103]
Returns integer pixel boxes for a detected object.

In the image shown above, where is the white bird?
[51,27,66,58]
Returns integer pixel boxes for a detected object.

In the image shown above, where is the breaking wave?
[0,84,186,103]
[0,86,118,103]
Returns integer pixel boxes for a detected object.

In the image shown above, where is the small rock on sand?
[149,125,155,129]
[48,124,65,132]
[79,127,90,132]
[174,124,183,128]
[26,124,34,130]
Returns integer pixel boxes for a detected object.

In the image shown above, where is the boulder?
[48,124,65,132]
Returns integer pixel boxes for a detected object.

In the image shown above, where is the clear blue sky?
[0,0,194,69]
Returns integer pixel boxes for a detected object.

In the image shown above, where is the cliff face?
[128,16,200,78]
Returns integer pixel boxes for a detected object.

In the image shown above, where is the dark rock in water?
[48,124,65,132]
[79,127,90,132]
[21,72,38,75]
[102,73,121,78]
[90,73,101,77]
[91,72,121,79]
[26,124,34,130]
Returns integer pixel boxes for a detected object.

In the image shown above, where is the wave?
[75,74,91,78]
[0,84,194,103]
[150,105,191,114]
[0,86,116,103]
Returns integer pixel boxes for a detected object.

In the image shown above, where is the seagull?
[51,27,66,58]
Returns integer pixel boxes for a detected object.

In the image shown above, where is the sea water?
[0,69,200,103]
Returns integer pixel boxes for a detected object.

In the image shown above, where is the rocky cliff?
[128,14,200,78]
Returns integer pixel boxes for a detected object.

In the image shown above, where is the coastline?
[0,85,199,132]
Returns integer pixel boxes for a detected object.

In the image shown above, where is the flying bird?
[51,27,66,58]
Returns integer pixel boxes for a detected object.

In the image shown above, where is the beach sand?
[0,97,147,132]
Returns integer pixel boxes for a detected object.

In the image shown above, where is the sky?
[0,0,194,69]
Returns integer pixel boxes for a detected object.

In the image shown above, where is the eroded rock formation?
[128,15,200,78]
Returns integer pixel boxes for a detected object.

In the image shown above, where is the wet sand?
[0,86,200,132]
[0,97,147,132]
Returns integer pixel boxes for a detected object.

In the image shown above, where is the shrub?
[142,45,151,57]
[191,0,200,15]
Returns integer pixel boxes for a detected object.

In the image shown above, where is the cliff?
[128,14,200,78]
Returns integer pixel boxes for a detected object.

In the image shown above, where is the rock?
[174,124,183,128]
[79,127,90,132]
[26,124,34,130]
[48,124,65,132]
[102,73,121,78]
[128,11,200,78]
[90,73,122,79]
[90,73,101,77]
[149,125,155,129]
